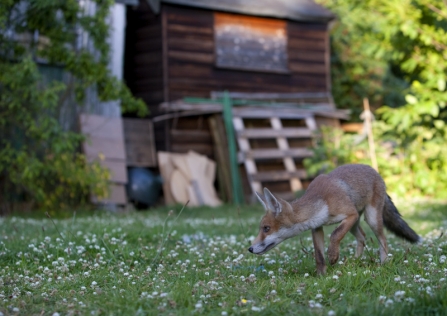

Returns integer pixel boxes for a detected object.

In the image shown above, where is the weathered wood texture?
[123,118,157,167]
[214,13,288,73]
[164,5,330,101]
[125,2,331,156]
[125,1,164,113]
[232,107,317,200]
[79,114,128,205]
[124,1,168,152]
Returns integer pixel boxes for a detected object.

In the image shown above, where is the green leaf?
[405,94,418,105]
[437,78,445,92]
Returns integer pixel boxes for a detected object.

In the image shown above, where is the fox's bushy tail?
[382,195,420,243]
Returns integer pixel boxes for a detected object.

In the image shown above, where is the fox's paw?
[327,246,339,266]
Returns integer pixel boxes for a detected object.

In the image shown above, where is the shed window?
[214,13,288,73]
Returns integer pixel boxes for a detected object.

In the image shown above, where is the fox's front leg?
[328,213,359,265]
[312,227,326,275]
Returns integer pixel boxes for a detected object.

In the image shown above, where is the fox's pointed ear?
[255,191,268,210]
[263,188,282,217]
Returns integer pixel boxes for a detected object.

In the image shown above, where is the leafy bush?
[0,0,147,213]
[312,0,447,199]
[0,55,111,213]
[305,122,447,199]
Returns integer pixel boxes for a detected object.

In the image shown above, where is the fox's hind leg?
[364,203,388,263]
[328,210,359,265]
[350,219,366,258]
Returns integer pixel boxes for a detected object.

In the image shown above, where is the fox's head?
[248,188,294,255]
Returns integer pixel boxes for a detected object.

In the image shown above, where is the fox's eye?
[263,226,270,233]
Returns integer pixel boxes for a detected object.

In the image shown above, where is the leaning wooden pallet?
[232,107,316,201]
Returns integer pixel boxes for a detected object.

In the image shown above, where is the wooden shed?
[124,0,336,152]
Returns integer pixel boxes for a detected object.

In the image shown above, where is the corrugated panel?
[116,0,139,5]
[148,0,335,22]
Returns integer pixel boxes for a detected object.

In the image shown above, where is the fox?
[248,164,421,275]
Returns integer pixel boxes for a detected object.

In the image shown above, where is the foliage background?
[0,0,147,214]
[311,0,447,199]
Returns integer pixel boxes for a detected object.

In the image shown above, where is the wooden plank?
[168,50,214,64]
[288,51,325,63]
[305,116,318,131]
[167,24,213,36]
[242,148,314,160]
[233,117,262,194]
[162,2,170,158]
[270,117,302,191]
[79,114,124,140]
[167,37,214,51]
[123,118,157,167]
[289,62,327,75]
[106,184,127,205]
[212,91,331,100]
[170,129,212,143]
[80,113,128,205]
[102,160,127,184]
[288,38,327,51]
[287,25,327,40]
[208,115,233,202]
[237,127,312,139]
[324,30,331,93]
[82,136,126,160]
[251,170,307,182]
[232,108,312,119]
[134,52,163,65]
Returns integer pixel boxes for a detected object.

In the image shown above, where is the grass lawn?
[1,200,447,315]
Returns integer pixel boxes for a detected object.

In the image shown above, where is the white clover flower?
[328,311,336,316]
[394,291,405,301]
[304,273,309,277]
[316,293,323,299]
[252,306,262,312]
[385,299,394,307]
[332,275,339,280]
[195,302,203,309]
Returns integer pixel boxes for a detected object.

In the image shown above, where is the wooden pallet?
[232,107,317,201]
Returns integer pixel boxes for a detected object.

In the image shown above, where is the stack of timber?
[158,151,221,207]
[79,114,128,205]
[157,92,350,202]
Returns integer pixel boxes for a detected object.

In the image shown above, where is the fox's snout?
[248,246,253,253]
